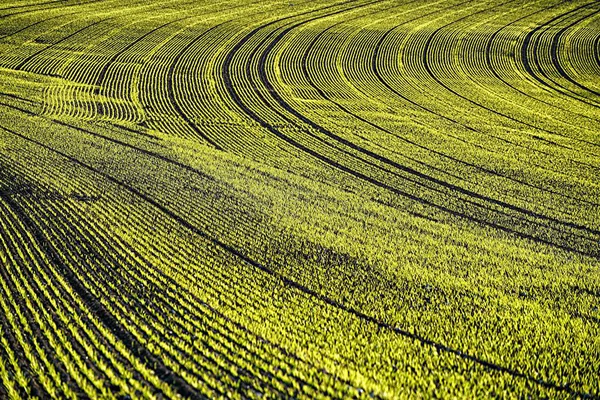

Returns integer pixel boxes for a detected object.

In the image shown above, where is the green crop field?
[0,0,598,398]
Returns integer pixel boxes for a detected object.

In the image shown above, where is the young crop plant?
[0,0,598,398]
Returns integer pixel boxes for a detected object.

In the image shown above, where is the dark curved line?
[1,0,599,395]
[550,7,600,98]
[94,7,194,88]
[535,5,600,104]
[1,121,596,399]
[521,2,600,109]
[371,1,600,179]
[93,0,233,88]
[0,179,133,396]
[50,194,352,397]
[92,7,195,124]
[0,225,55,399]
[21,193,282,398]
[166,22,227,149]
[0,0,100,20]
[484,1,600,141]
[50,0,244,149]
[531,4,600,104]
[0,126,201,399]
[3,63,599,261]
[0,0,77,12]
[594,33,600,69]
[159,0,319,148]
[372,0,594,172]
[0,118,355,398]
[12,0,179,71]
[0,10,79,40]
[0,165,158,390]
[14,19,107,71]
[223,4,599,252]
[0,89,433,230]
[332,0,557,152]
[157,0,314,148]
[420,0,600,163]
[298,2,600,217]
[35,207,237,398]
[371,0,476,130]
[0,152,288,396]
[246,3,600,242]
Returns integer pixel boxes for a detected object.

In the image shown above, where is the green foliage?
[0,0,598,398]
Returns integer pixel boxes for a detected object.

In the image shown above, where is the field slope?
[0,0,599,398]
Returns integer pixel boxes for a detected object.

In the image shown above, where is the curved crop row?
[0,0,598,397]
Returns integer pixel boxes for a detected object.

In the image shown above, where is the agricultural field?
[0,0,598,398]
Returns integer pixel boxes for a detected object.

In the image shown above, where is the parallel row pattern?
[0,0,598,398]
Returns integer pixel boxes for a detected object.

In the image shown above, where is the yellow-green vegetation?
[0,0,599,398]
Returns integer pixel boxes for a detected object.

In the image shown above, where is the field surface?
[0,0,599,398]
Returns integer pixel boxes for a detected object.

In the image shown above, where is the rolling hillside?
[0,0,599,398]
